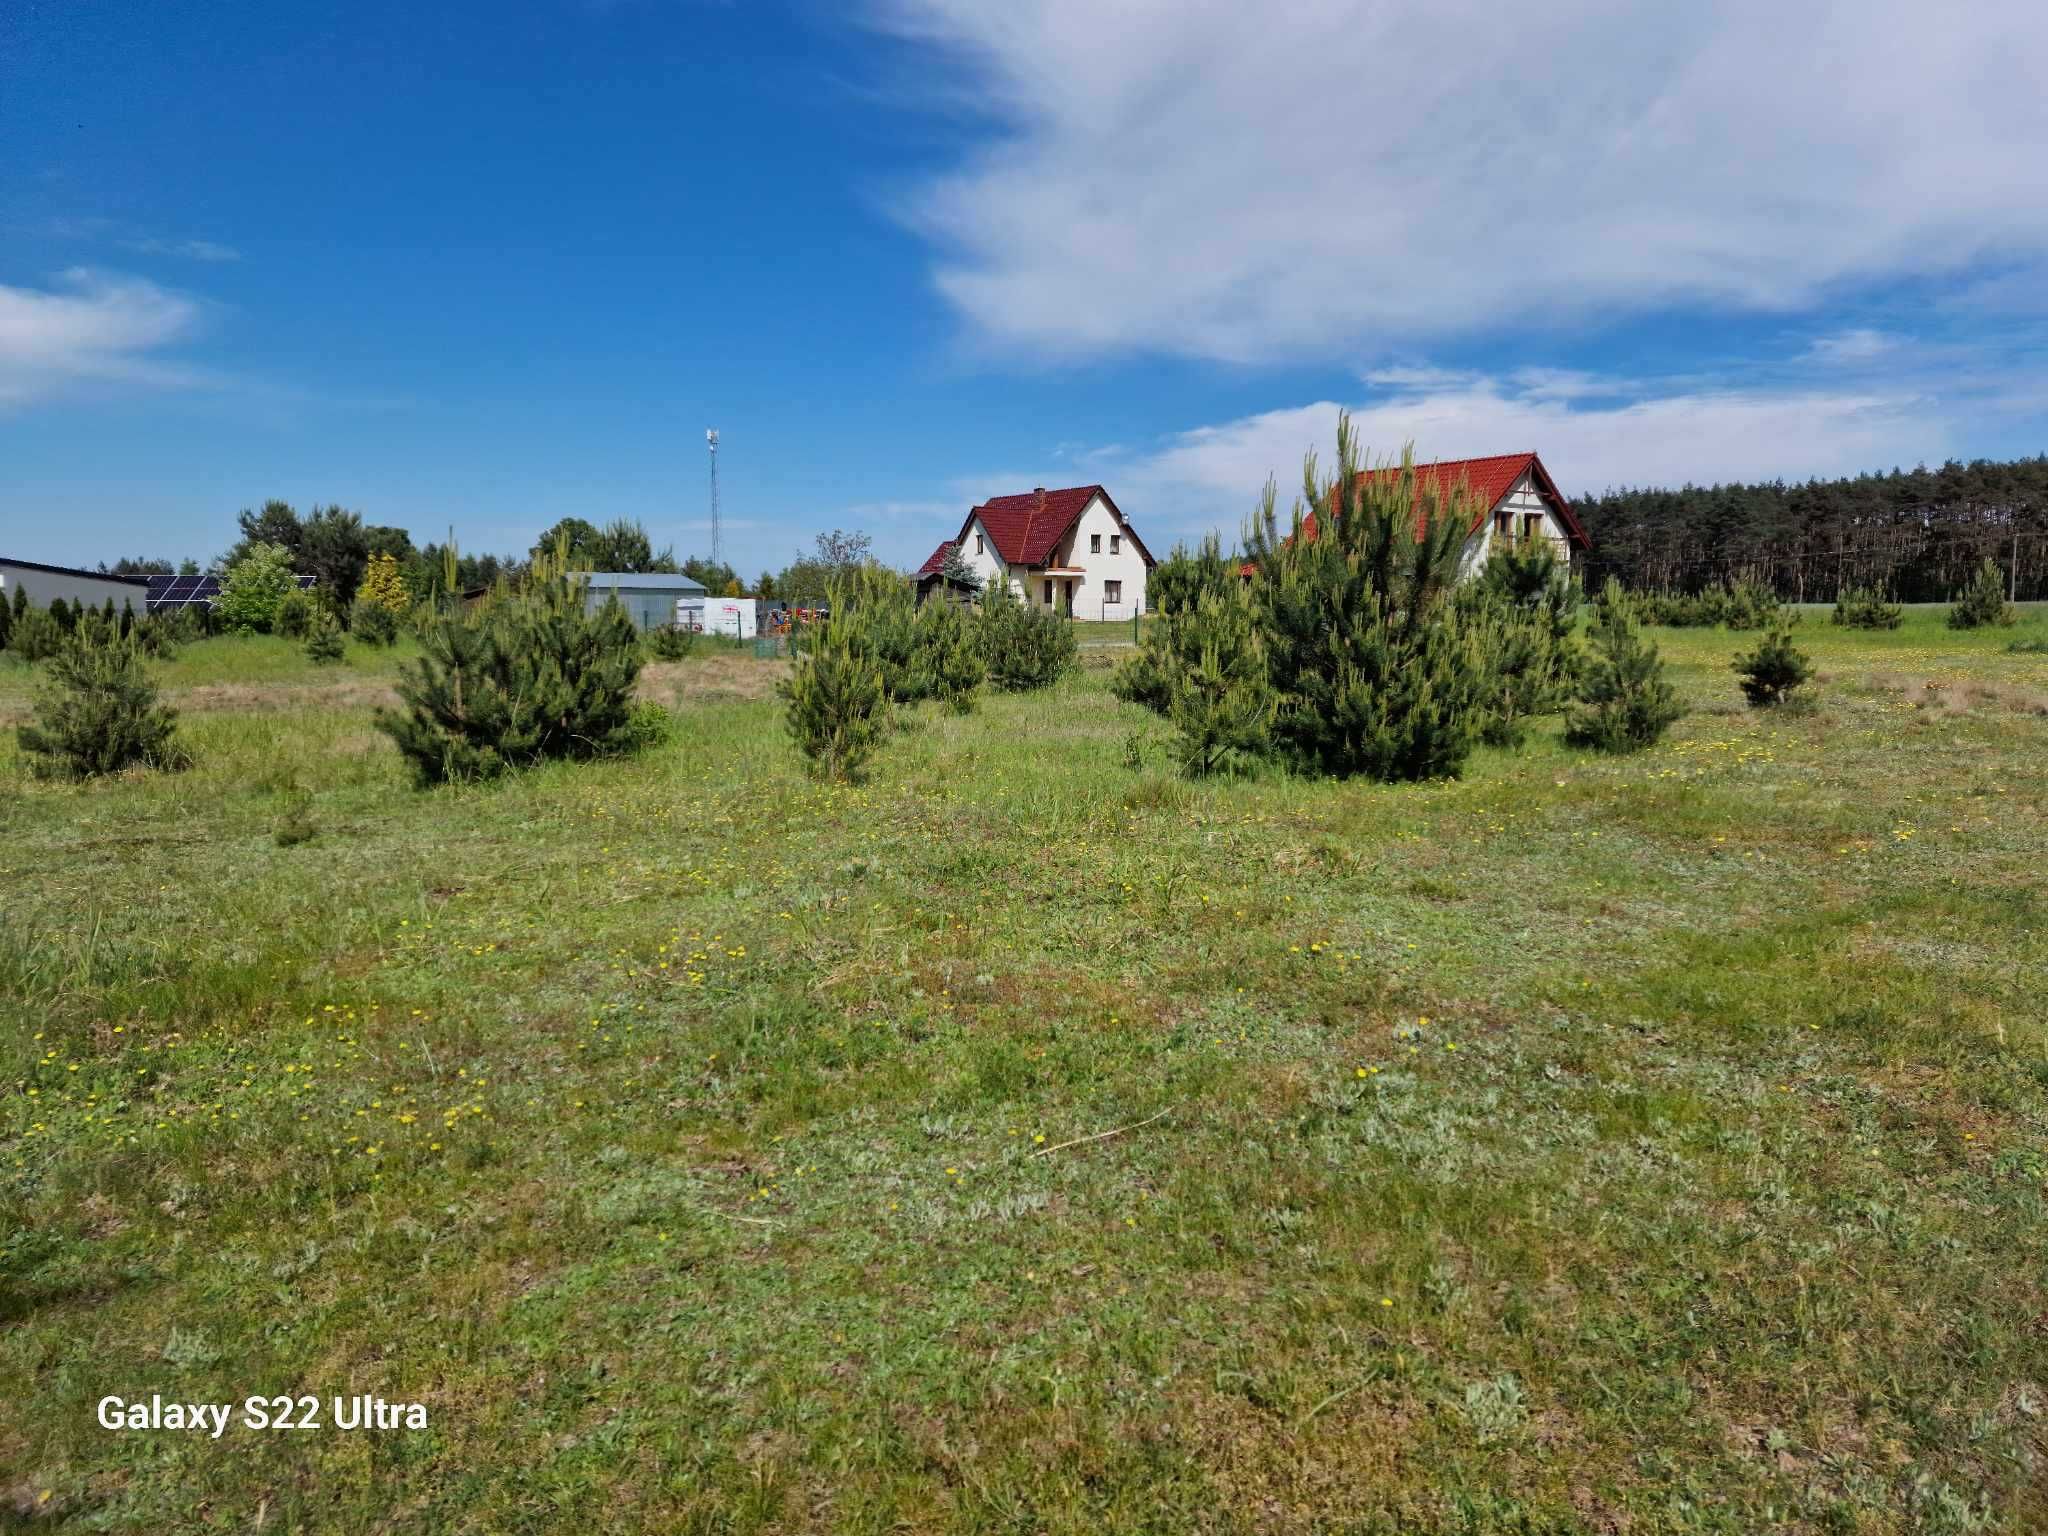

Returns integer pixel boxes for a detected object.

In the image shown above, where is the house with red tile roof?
[1241,452,1588,578]
[947,485,1155,620]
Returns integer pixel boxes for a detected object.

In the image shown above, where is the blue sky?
[4,0,2046,576]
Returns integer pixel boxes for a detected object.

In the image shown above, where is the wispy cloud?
[872,0,2048,363]
[0,268,209,407]
[1802,328,1899,364]
[123,237,241,263]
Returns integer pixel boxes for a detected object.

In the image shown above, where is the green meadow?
[3,607,2046,1533]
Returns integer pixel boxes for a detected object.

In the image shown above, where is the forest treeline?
[1572,455,2048,602]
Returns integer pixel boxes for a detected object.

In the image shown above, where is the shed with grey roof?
[577,572,707,631]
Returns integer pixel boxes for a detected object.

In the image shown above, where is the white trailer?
[675,595,757,639]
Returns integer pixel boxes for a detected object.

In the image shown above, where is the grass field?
[3,608,2047,1533]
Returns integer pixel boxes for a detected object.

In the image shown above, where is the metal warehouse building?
[0,558,152,613]
[578,572,707,631]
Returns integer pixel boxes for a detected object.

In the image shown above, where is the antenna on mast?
[705,428,721,569]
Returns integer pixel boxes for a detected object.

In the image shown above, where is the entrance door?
[1063,579,1074,609]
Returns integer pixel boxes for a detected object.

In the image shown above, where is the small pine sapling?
[1732,622,1813,707]
[1565,581,1685,753]
[1947,558,2015,629]
[17,625,184,779]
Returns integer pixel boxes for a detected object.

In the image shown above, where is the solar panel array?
[144,572,317,611]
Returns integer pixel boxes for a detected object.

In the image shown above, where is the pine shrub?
[1244,419,1495,781]
[840,565,930,704]
[304,609,346,664]
[1831,586,1903,629]
[1114,534,1241,716]
[915,597,986,712]
[1732,623,1813,707]
[645,624,697,661]
[8,603,65,663]
[350,598,401,647]
[780,596,889,780]
[1948,559,2014,629]
[375,559,645,786]
[17,626,185,779]
[1565,581,1685,752]
[1161,587,1274,777]
[978,580,1077,692]
[276,588,315,638]
[0,590,10,652]
[1466,538,1581,748]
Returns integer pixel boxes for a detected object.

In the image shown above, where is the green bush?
[978,577,1077,692]
[780,591,888,780]
[1565,581,1684,753]
[1831,586,1903,629]
[7,603,65,663]
[840,565,930,703]
[1636,580,1781,630]
[375,560,645,786]
[1465,538,1581,748]
[17,626,184,780]
[217,543,299,633]
[1159,587,1274,777]
[645,624,696,661]
[276,588,315,638]
[304,609,345,664]
[915,597,986,713]
[350,598,401,647]
[1732,623,1813,707]
[1947,559,2014,629]
[1245,420,1495,781]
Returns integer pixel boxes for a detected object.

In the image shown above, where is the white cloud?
[124,237,241,263]
[1803,329,1899,364]
[1088,371,1963,546]
[874,0,2048,361]
[0,268,206,405]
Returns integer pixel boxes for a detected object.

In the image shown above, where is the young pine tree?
[915,595,986,713]
[780,596,889,780]
[8,603,65,662]
[1948,558,2015,629]
[1565,581,1685,752]
[1732,623,1814,707]
[840,564,930,704]
[1162,587,1275,777]
[349,597,401,647]
[18,624,184,779]
[1244,416,1495,781]
[375,548,645,785]
[1466,536,1582,748]
[978,579,1077,692]
[304,607,346,664]
[1831,585,1903,629]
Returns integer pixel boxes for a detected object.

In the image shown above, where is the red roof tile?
[956,484,1154,569]
[1262,452,1586,558]
[915,540,955,578]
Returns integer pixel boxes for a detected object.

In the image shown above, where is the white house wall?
[1458,471,1575,575]
[1047,496,1149,620]
[957,516,1019,598]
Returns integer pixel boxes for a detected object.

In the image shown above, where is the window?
[1523,513,1542,540]
[975,533,985,556]
[1104,579,1122,603]
[1495,510,1511,537]
[1110,534,1121,555]
[1043,580,1053,604]
[1090,533,1101,553]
